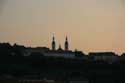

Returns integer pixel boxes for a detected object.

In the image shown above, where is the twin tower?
[52,36,69,51]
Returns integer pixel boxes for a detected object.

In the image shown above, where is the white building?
[23,47,49,56]
[89,52,118,63]
[44,47,75,58]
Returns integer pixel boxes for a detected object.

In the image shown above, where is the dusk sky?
[0,0,125,54]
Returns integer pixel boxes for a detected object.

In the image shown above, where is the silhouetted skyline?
[0,0,125,54]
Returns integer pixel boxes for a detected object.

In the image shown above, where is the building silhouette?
[52,36,56,50]
[23,36,76,58]
[65,36,69,51]
[51,36,69,51]
[45,36,75,58]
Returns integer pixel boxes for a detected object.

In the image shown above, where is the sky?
[0,0,125,54]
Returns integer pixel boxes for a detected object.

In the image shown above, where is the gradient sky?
[0,0,125,54]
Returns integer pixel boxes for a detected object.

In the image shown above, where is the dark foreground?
[0,56,125,83]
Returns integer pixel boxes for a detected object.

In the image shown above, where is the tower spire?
[53,35,55,41]
[66,36,68,41]
[52,35,56,50]
[59,44,61,49]
[65,36,69,51]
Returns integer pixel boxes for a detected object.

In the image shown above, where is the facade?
[44,51,75,58]
[23,47,50,56]
[89,52,118,63]
[44,49,75,58]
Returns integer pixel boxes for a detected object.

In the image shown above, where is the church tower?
[52,36,56,50]
[65,36,69,51]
